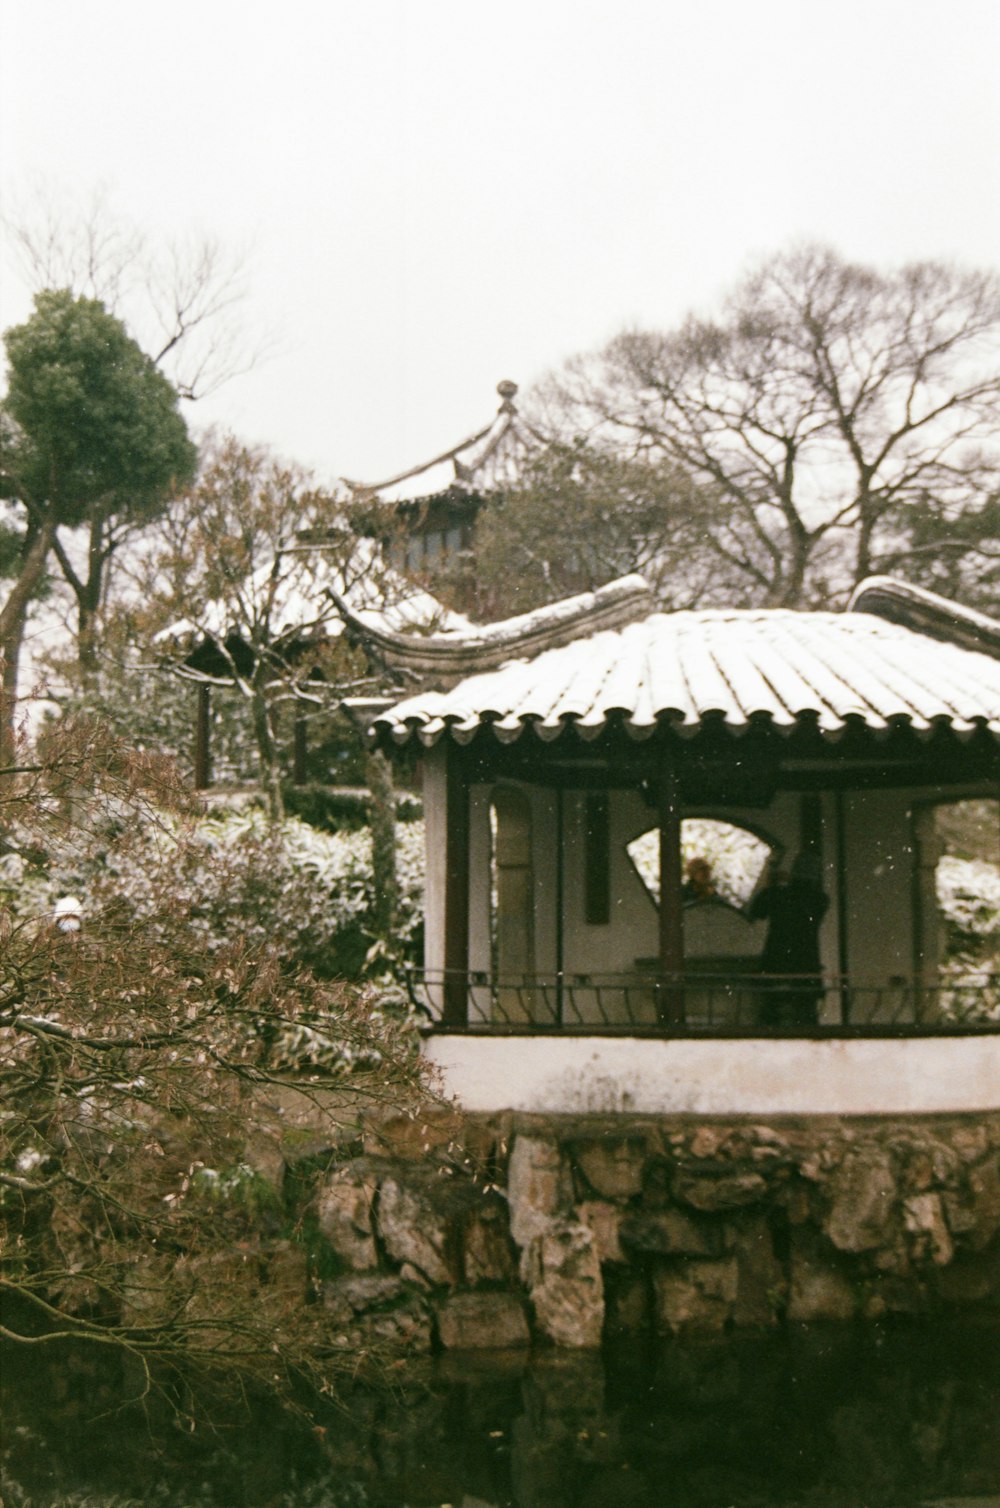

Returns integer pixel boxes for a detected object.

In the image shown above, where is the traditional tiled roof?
[157,538,473,675]
[343,381,545,504]
[333,574,654,683]
[372,586,1000,747]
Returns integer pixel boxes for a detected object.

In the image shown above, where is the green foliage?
[1,289,196,529]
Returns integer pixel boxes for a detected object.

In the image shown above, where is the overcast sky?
[2,0,998,490]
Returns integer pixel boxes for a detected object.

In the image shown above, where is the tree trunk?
[250,688,284,821]
[365,747,397,947]
[0,517,55,763]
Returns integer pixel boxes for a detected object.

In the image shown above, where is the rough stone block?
[525,1219,605,1347]
[603,1270,651,1335]
[903,1192,954,1266]
[508,1135,566,1248]
[316,1163,378,1271]
[733,1216,784,1326]
[653,1257,737,1333]
[673,1164,768,1213]
[787,1231,856,1322]
[435,1291,530,1350]
[377,1175,461,1286]
[322,1274,433,1352]
[573,1137,647,1198]
[824,1146,897,1252]
[966,1154,1000,1251]
[463,1197,518,1284]
[576,1199,626,1264]
[619,1207,728,1258]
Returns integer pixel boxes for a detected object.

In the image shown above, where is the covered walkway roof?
[371,578,1000,747]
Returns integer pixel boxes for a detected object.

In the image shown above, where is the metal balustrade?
[404,967,1000,1036]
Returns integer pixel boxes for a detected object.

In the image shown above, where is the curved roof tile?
[373,606,1000,747]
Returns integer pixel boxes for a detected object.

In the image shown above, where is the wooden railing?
[404,968,1000,1036]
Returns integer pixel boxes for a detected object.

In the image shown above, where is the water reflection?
[3,1321,999,1507]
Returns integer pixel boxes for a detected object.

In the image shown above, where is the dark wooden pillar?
[194,684,212,790]
[657,761,685,1023]
[443,743,470,1026]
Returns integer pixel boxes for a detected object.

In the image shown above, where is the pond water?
[3,1320,999,1507]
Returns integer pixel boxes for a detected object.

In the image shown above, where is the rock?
[733,1216,784,1326]
[933,1244,1000,1306]
[903,1192,954,1266]
[316,1163,378,1271]
[787,1231,856,1322]
[673,1164,768,1213]
[377,1174,463,1286]
[966,1154,1000,1251]
[463,1196,518,1284]
[361,1109,459,1160]
[524,1220,605,1347]
[824,1146,897,1252]
[576,1200,626,1264]
[322,1274,433,1352]
[603,1270,651,1335]
[689,1126,724,1160]
[573,1137,647,1198]
[893,1133,960,1193]
[435,1291,530,1349]
[507,1136,566,1248]
[619,1207,728,1259]
[398,1262,431,1287]
[950,1122,992,1163]
[653,1257,737,1333]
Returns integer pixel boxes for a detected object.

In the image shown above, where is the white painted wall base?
[423,1033,1000,1116]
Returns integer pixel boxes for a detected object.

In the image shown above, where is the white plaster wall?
[424,1033,1000,1116]
[840,788,915,988]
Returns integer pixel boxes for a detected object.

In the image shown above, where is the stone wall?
[276,1104,1000,1352]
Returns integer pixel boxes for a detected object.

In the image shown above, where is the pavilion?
[355,574,1000,1117]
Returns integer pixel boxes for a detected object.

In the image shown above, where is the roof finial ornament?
[496,379,518,412]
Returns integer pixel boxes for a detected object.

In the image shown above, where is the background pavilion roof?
[342,380,545,505]
[372,586,1000,747]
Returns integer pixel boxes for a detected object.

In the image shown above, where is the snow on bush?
[936,855,1000,941]
[1,805,425,981]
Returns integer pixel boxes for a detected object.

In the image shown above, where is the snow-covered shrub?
[3,804,425,981]
[627,817,773,908]
[935,855,1000,1020]
[936,855,1000,944]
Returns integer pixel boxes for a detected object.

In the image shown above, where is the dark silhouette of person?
[747,852,829,1026]
[681,856,717,903]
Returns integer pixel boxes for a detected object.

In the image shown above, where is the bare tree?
[541,246,1000,608]
[149,436,382,821]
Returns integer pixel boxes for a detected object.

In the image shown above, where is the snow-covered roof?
[157,536,472,669]
[343,381,545,505]
[372,584,1000,747]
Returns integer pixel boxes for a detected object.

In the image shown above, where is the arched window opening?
[627,817,778,911]
[915,797,999,1020]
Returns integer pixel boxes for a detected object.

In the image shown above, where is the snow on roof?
[373,593,1000,747]
[157,536,472,662]
[343,381,545,505]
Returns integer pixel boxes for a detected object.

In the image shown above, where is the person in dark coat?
[747,852,829,1026]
